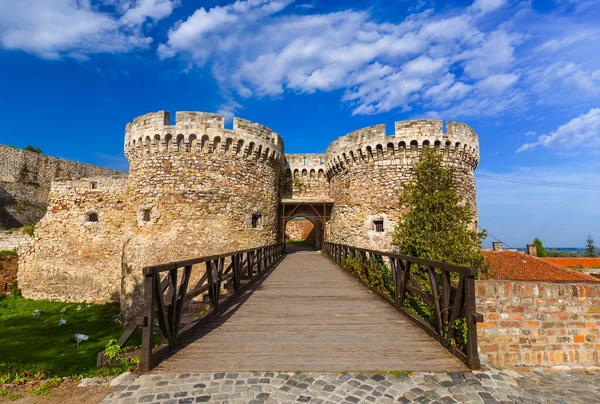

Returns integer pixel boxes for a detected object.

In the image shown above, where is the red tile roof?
[481,250,600,283]
[539,257,600,269]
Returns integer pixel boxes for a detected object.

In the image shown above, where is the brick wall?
[286,219,315,241]
[476,280,600,369]
[0,256,18,294]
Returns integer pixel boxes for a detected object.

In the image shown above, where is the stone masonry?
[18,111,480,319]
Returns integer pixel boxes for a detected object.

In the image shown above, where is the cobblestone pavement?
[101,368,600,404]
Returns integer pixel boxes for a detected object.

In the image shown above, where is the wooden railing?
[325,242,482,369]
[98,242,285,372]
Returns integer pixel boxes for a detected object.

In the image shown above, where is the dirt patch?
[0,380,113,404]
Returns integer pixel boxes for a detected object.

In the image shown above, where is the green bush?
[0,250,18,258]
[11,280,21,298]
[22,225,35,236]
[24,145,42,154]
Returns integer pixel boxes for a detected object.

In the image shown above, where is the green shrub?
[22,225,35,236]
[11,280,21,298]
[0,250,18,258]
[24,145,42,154]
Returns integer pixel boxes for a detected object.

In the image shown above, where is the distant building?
[481,242,600,283]
[539,257,600,279]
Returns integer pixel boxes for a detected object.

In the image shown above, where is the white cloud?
[0,0,178,59]
[120,0,180,26]
[159,0,529,117]
[527,61,600,99]
[536,31,593,52]
[517,108,600,152]
[470,0,507,15]
[476,73,519,95]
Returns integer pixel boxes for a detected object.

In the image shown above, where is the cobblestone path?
[101,368,600,404]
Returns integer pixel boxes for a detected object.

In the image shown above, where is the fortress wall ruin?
[19,176,128,303]
[325,120,480,251]
[0,145,125,229]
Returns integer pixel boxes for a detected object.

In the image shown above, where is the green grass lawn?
[286,239,318,248]
[0,296,131,380]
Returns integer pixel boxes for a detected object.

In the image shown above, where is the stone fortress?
[17,111,480,316]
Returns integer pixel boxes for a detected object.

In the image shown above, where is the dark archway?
[284,216,322,250]
[281,200,332,251]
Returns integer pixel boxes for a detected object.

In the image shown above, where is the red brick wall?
[0,256,18,294]
[476,280,600,369]
[286,220,315,241]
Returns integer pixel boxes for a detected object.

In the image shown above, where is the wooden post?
[140,271,155,373]
[465,273,481,369]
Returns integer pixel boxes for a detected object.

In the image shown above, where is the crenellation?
[394,119,443,137]
[124,112,285,164]
[283,154,328,199]
[175,111,224,128]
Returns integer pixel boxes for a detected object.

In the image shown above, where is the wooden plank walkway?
[152,247,468,373]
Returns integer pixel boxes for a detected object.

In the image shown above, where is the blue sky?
[0,0,599,248]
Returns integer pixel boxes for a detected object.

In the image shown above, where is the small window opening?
[374,220,384,232]
[142,209,151,222]
[251,213,261,228]
[90,181,97,190]
[87,212,99,222]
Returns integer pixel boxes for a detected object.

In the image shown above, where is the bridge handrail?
[98,242,286,372]
[324,242,481,370]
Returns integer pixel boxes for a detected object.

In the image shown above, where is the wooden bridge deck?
[152,247,468,373]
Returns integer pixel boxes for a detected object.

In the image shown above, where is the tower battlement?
[325,120,479,177]
[124,111,284,163]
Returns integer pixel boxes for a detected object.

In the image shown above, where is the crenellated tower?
[325,119,480,251]
[122,111,285,315]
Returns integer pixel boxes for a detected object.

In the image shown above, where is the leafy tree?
[546,249,579,258]
[393,147,489,275]
[585,235,597,257]
[24,145,42,154]
[533,237,547,257]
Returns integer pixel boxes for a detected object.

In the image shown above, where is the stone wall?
[476,280,600,369]
[19,177,128,304]
[283,154,329,199]
[0,229,33,252]
[325,120,479,251]
[0,255,18,294]
[0,145,125,229]
[286,219,315,241]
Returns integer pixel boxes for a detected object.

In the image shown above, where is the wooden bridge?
[101,242,479,373]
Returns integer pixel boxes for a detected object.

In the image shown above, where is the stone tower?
[325,120,479,251]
